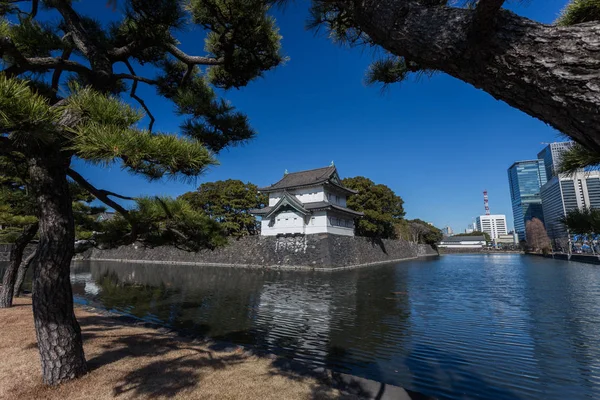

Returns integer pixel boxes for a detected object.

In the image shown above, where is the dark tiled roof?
[304,202,364,217]
[258,166,356,194]
[250,200,364,217]
[440,235,486,243]
[249,206,271,215]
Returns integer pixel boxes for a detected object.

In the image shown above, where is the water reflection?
[4,255,600,400]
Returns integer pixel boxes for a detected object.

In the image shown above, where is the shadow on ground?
[77,313,432,399]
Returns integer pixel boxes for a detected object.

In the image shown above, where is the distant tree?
[395,218,442,245]
[526,218,552,254]
[411,219,443,246]
[179,180,267,237]
[342,176,405,239]
[1,0,283,385]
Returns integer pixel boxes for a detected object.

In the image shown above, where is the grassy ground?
[0,298,360,400]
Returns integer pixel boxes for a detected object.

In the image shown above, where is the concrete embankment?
[80,234,437,270]
[438,248,522,255]
[528,252,600,265]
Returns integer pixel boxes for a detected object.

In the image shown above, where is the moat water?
[4,254,600,399]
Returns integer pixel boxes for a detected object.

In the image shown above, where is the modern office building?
[541,171,600,240]
[537,141,574,180]
[476,214,508,240]
[508,160,547,241]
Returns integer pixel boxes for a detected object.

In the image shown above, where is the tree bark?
[14,249,38,297]
[0,223,38,308]
[27,151,87,385]
[348,1,600,151]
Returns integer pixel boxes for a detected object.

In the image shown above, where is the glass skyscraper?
[537,141,574,180]
[508,160,547,241]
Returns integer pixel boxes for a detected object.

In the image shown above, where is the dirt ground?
[0,297,358,400]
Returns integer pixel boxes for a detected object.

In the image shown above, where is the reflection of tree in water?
[83,261,269,338]
[95,271,177,321]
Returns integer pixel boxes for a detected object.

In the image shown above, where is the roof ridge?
[284,165,334,175]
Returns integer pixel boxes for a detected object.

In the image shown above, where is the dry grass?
[0,298,358,400]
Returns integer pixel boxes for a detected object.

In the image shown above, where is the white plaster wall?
[305,212,329,235]
[324,190,347,207]
[290,186,325,203]
[268,191,284,206]
[261,210,306,236]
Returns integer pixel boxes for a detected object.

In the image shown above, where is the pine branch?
[66,168,134,217]
[123,60,155,132]
[113,73,159,86]
[51,33,74,93]
[1,36,91,76]
[166,44,223,66]
[472,0,506,35]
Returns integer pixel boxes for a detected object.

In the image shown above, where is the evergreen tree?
[341,176,404,239]
[308,0,600,153]
[0,0,283,385]
[179,179,267,237]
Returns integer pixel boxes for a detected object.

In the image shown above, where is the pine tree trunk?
[27,151,87,385]
[14,249,37,297]
[349,1,600,151]
[0,223,38,308]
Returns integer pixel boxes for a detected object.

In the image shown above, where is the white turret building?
[250,165,363,236]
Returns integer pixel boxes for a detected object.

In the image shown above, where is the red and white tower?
[483,190,490,215]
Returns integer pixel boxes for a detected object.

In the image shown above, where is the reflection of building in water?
[255,279,339,358]
[70,260,413,387]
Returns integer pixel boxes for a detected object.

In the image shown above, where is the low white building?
[438,235,487,249]
[250,165,363,236]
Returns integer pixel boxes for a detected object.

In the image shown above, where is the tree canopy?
[179,179,267,237]
[0,0,284,386]
[342,176,405,239]
[396,218,443,246]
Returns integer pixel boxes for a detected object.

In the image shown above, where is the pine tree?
[0,0,283,385]
[308,0,600,153]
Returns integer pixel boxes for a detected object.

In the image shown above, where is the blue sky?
[70,0,571,233]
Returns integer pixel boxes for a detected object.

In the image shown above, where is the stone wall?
[84,234,437,270]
